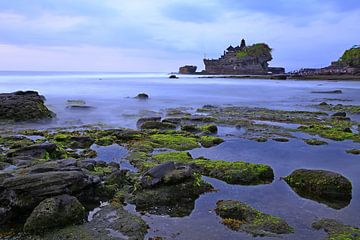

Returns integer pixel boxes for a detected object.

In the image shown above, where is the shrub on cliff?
[236,43,272,60]
[339,46,360,67]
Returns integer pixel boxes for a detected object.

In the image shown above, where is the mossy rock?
[272,137,289,142]
[346,149,360,155]
[23,195,85,234]
[129,176,212,217]
[140,121,176,130]
[0,136,34,149]
[215,200,293,237]
[149,133,199,151]
[152,152,274,185]
[312,218,360,240]
[199,136,224,148]
[284,169,352,209]
[298,124,355,141]
[304,139,328,146]
[200,124,218,133]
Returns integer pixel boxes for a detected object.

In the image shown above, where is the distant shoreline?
[197,74,360,81]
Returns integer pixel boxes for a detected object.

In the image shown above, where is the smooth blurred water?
[1,72,360,239]
[1,71,360,129]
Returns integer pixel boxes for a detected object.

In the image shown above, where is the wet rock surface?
[215,200,293,237]
[312,218,360,240]
[284,169,352,209]
[23,194,85,233]
[0,91,54,122]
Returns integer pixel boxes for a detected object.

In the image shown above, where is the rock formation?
[294,45,360,76]
[203,39,284,75]
[0,91,54,122]
[179,65,197,74]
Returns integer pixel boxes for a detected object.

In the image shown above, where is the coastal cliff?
[293,45,360,78]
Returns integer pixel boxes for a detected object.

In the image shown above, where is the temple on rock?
[203,39,285,75]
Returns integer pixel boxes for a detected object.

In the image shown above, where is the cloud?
[0,0,359,71]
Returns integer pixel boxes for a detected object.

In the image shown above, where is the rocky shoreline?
[1,90,360,239]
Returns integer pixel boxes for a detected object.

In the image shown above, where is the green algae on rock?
[199,136,224,148]
[346,149,360,155]
[312,218,360,240]
[152,152,274,185]
[215,200,293,237]
[0,91,54,122]
[284,169,352,209]
[129,175,213,217]
[140,121,177,130]
[304,139,328,146]
[149,133,199,151]
[23,195,85,233]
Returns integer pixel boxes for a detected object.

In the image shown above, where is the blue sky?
[0,0,359,71]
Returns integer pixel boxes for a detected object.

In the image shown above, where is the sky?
[0,0,359,72]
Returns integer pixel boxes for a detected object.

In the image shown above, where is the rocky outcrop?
[23,194,85,233]
[0,91,54,122]
[179,65,197,74]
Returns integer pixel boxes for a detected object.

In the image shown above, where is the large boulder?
[23,194,85,233]
[215,200,293,237]
[284,169,352,209]
[0,91,54,122]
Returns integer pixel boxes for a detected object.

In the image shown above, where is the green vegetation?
[304,139,328,146]
[149,133,199,151]
[312,218,360,240]
[346,149,360,155]
[152,152,274,185]
[199,136,224,148]
[215,200,293,236]
[236,43,272,59]
[298,124,357,141]
[339,46,360,67]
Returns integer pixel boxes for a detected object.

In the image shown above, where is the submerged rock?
[23,194,85,233]
[139,121,176,130]
[0,91,54,122]
[135,93,149,99]
[284,169,352,209]
[215,200,293,237]
[136,116,161,127]
[312,218,360,240]
[312,90,343,94]
[129,176,212,217]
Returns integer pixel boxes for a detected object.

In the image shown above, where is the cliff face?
[203,40,274,75]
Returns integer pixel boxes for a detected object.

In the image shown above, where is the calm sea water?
[1,71,360,239]
[1,71,360,129]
